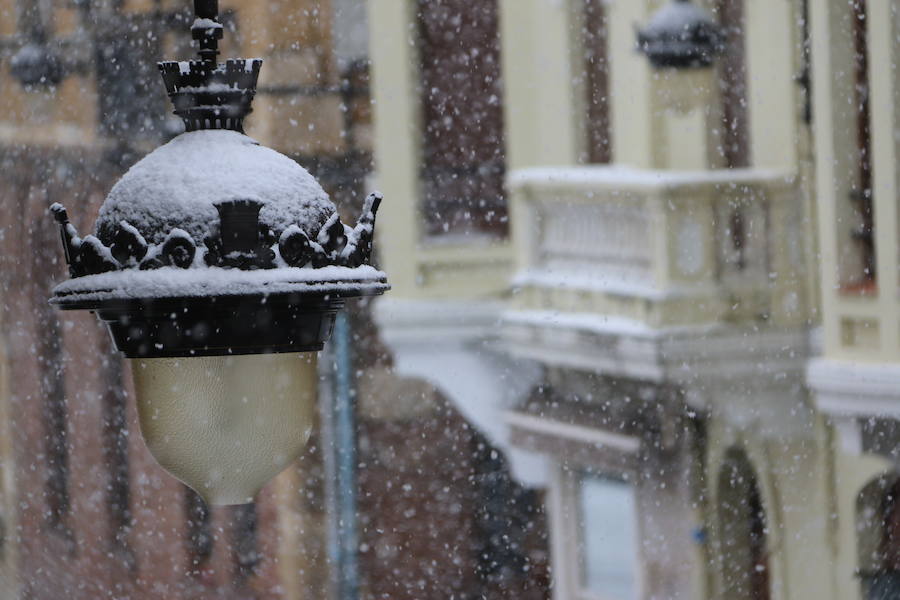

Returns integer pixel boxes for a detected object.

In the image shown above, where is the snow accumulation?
[508,165,794,190]
[512,268,723,301]
[641,0,714,35]
[97,130,335,246]
[178,83,241,93]
[192,17,224,30]
[52,265,388,302]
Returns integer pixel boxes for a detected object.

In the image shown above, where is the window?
[417,0,508,239]
[857,475,900,599]
[843,0,876,293]
[716,0,750,169]
[718,450,770,600]
[578,475,639,600]
[581,0,611,165]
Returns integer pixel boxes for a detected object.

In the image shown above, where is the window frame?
[548,439,644,600]
[574,471,641,600]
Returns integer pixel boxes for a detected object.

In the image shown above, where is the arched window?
[717,449,770,600]
[857,475,900,599]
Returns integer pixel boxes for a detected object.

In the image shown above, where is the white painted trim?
[508,165,796,192]
[511,269,721,301]
[807,357,900,418]
[505,411,641,455]
[833,417,863,455]
[373,297,507,344]
[502,309,717,340]
[498,309,810,390]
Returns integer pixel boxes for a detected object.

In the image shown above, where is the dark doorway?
[717,449,770,600]
[858,475,900,599]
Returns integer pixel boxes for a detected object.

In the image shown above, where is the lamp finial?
[192,0,223,63]
[157,0,262,132]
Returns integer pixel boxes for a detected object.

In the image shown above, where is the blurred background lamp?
[636,0,726,113]
[47,0,389,506]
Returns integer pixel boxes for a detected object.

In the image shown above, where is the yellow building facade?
[368,0,898,598]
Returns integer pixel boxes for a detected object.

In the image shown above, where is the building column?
[606,0,714,170]
[744,0,800,170]
[809,0,860,357]
[868,0,900,359]
[606,0,655,168]
[546,461,576,600]
[368,0,422,296]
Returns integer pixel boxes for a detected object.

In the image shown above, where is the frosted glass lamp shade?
[131,353,316,505]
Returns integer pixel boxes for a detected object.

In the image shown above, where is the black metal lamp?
[10,3,64,87]
[10,41,63,87]
[636,0,725,69]
[48,0,389,505]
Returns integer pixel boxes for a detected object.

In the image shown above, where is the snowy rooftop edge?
[507,165,796,190]
[52,265,387,302]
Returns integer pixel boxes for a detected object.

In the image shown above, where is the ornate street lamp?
[636,0,725,112]
[48,0,389,505]
[10,3,63,87]
[637,0,724,69]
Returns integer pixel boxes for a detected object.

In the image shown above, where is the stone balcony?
[498,166,811,388]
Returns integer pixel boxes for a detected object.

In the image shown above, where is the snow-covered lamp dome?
[47,0,388,505]
[96,130,335,248]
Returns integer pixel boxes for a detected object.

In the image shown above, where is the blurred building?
[0,1,551,599]
[369,0,900,599]
[0,1,356,598]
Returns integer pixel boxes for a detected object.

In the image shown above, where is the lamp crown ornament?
[636,0,725,69]
[159,0,261,133]
[47,0,389,505]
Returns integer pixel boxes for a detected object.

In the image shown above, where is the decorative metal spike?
[110,221,149,266]
[77,236,119,275]
[317,213,348,257]
[343,192,383,267]
[259,224,278,247]
[50,203,83,277]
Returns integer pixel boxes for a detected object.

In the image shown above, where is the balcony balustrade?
[507,166,804,330]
